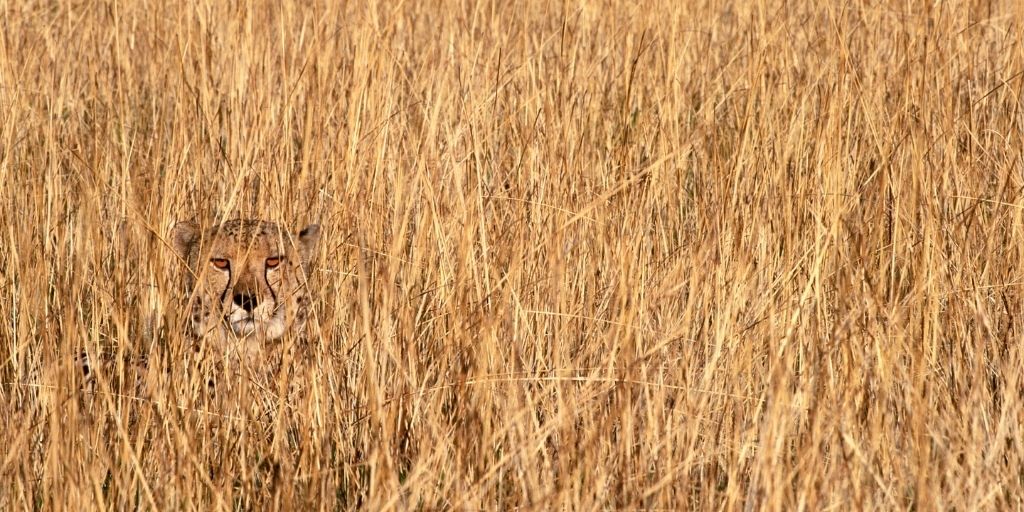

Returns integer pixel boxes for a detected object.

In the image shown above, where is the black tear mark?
[219,267,233,305]
[264,268,279,305]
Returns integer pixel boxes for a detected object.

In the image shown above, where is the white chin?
[230,319,257,337]
[228,318,286,340]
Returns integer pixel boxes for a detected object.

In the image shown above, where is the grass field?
[3,0,1024,509]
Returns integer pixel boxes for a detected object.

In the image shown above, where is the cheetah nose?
[233,293,258,313]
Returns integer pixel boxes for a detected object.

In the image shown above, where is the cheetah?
[170,219,321,358]
[78,219,321,398]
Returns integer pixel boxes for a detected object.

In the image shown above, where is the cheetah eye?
[266,256,282,269]
[210,258,230,270]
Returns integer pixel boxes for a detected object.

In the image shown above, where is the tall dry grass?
[2,0,1024,509]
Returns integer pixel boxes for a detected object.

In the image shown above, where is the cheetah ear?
[298,224,321,263]
[171,221,200,259]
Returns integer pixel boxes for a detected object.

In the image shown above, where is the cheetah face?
[171,220,320,347]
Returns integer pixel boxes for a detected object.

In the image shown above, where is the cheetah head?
[170,219,320,349]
